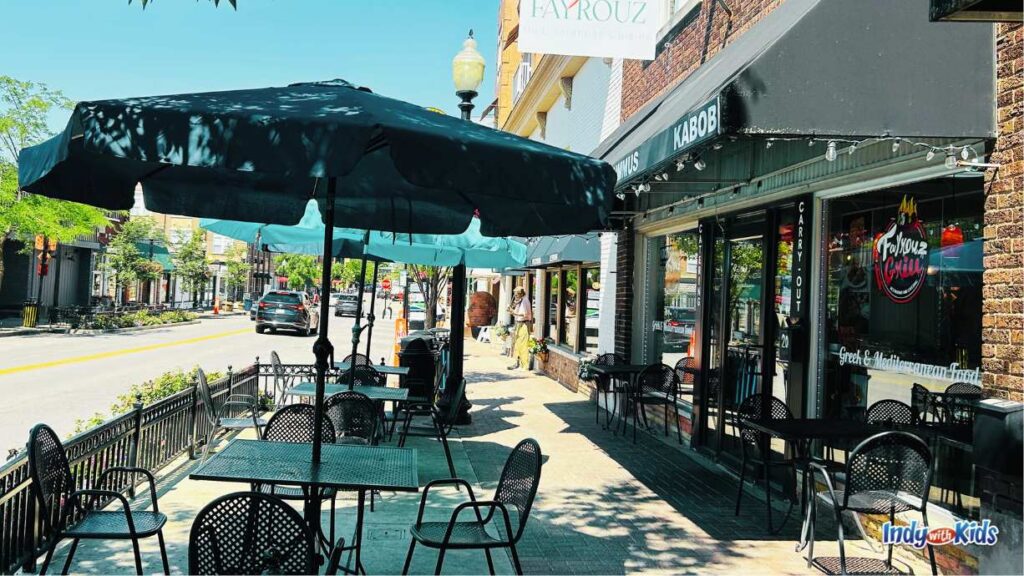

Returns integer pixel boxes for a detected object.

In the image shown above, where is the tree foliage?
[104,217,165,290]
[409,264,451,329]
[0,76,109,292]
[273,254,320,290]
[174,229,210,304]
[224,243,250,299]
[334,259,376,289]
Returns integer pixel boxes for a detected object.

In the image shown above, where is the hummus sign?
[519,0,663,60]
[873,195,929,304]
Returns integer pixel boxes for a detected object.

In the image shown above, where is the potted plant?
[527,337,548,371]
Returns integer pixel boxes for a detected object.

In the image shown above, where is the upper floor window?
[512,53,533,105]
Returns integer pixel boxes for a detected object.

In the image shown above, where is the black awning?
[524,235,601,268]
[593,0,996,186]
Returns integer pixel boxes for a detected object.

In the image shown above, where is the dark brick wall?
[614,225,634,360]
[537,348,581,393]
[621,0,784,120]
[982,22,1023,402]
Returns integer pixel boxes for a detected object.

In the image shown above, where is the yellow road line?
[0,328,251,376]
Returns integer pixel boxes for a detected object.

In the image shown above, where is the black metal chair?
[941,382,982,425]
[673,356,697,395]
[258,405,341,549]
[733,394,798,533]
[28,424,169,575]
[336,364,385,387]
[807,431,937,575]
[270,351,305,407]
[189,491,345,575]
[389,338,439,440]
[324,391,379,445]
[403,438,542,576]
[197,368,266,463]
[590,353,624,428]
[627,364,682,444]
[398,378,465,479]
[910,383,937,424]
[865,399,914,426]
[343,352,373,367]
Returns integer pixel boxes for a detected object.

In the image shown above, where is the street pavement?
[0,295,399,453]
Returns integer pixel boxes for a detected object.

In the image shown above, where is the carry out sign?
[519,0,663,60]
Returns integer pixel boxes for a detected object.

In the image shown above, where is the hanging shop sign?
[519,0,663,60]
[873,195,929,304]
[790,197,811,319]
[611,97,720,182]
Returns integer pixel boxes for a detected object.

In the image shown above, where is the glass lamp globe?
[453,31,485,93]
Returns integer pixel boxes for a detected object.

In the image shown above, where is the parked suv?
[334,293,360,317]
[255,290,319,336]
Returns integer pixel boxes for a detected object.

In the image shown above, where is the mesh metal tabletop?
[334,362,410,376]
[742,418,890,442]
[287,382,409,402]
[191,439,419,492]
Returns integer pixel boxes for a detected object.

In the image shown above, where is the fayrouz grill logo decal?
[874,195,929,304]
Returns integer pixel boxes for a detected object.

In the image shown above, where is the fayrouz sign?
[873,195,929,304]
[519,0,663,60]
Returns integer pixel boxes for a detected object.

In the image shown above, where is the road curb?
[0,327,68,338]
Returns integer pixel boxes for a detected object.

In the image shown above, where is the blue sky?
[2,0,498,130]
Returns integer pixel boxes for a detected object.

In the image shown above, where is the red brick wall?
[982,23,1023,401]
[537,348,581,393]
[621,0,784,120]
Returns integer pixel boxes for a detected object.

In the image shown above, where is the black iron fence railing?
[0,365,259,574]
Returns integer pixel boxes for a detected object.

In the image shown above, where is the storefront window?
[653,230,700,370]
[823,177,984,418]
[560,269,579,347]
[546,271,559,341]
[583,267,600,353]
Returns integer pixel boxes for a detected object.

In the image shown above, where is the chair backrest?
[734,394,793,448]
[196,368,217,427]
[398,337,436,400]
[944,382,982,396]
[591,353,623,391]
[337,364,384,387]
[865,399,914,426]
[674,357,697,387]
[637,363,678,397]
[443,378,467,426]
[844,432,932,511]
[324,391,377,443]
[910,383,932,423]
[270,351,288,401]
[189,491,315,575]
[343,353,372,367]
[27,424,75,530]
[494,438,543,543]
[263,404,335,444]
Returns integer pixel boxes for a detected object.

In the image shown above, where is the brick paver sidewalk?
[459,339,931,575]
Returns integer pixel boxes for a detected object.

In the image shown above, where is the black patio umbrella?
[19,79,616,464]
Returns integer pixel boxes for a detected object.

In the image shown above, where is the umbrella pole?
[449,264,467,387]
[365,262,379,361]
[348,251,369,390]
[311,179,338,465]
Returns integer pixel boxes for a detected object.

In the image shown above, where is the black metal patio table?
[286,382,410,403]
[589,364,650,439]
[742,418,891,548]
[191,439,419,574]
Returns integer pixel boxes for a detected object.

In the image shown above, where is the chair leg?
[923,509,937,576]
[157,530,170,575]
[436,418,457,478]
[735,454,747,516]
[402,539,416,575]
[434,546,447,575]
[835,508,847,575]
[806,489,817,568]
[764,460,774,533]
[330,494,337,553]
[39,534,58,575]
[484,548,495,575]
[131,536,143,575]
[886,506,895,569]
[509,541,524,575]
[595,390,601,425]
[674,404,683,444]
[60,538,79,575]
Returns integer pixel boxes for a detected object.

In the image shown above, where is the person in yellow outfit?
[508,287,533,370]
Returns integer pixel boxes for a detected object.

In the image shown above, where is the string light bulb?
[926,149,936,162]
[944,150,957,170]
[675,159,686,172]
[960,147,971,160]
[808,140,815,147]
[694,158,706,171]
[765,140,773,149]
[891,139,901,153]
[825,141,838,162]
[661,172,669,181]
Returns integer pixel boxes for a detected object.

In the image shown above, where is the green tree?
[224,244,251,300]
[0,76,109,293]
[174,229,210,307]
[409,264,451,329]
[273,254,320,291]
[104,218,165,303]
[335,259,376,289]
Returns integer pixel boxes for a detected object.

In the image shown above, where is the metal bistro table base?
[590,364,652,442]
[191,439,419,574]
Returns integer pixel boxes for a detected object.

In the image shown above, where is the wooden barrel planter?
[467,291,497,327]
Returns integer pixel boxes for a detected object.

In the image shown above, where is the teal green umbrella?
[200,201,527,269]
